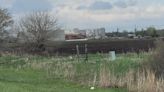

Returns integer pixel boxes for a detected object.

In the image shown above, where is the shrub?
[148,40,164,77]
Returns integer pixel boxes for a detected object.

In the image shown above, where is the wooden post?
[85,44,88,62]
[76,45,80,62]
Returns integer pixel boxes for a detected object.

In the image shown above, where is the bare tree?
[0,8,13,40]
[18,11,59,51]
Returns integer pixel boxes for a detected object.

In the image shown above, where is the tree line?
[106,27,164,38]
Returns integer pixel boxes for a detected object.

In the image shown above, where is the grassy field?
[0,52,150,92]
[0,69,125,92]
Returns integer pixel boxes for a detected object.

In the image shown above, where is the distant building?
[86,29,95,38]
[65,34,86,40]
[128,33,136,39]
[94,28,106,39]
[65,27,106,40]
[86,28,106,39]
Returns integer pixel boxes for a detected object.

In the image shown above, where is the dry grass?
[99,64,111,87]
[97,63,164,92]
[148,40,164,77]
[127,70,155,92]
[98,63,128,88]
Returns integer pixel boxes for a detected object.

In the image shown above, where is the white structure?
[109,51,116,61]
[86,28,106,39]
[94,28,106,39]
[128,33,136,38]
[86,29,95,38]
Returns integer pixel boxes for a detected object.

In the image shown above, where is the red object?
[65,34,86,40]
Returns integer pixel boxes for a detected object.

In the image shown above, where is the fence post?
[76,45,80,62]
[85,44,88,62]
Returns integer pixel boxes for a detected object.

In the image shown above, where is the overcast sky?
[1,0,164,32]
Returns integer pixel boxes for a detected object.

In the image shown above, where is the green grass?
[0,68,126,92]
[0,53,150,92]
[0,81,125,92]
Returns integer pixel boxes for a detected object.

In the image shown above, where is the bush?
[149,40,164,77]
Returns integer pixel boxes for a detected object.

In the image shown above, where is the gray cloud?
[114,1,128,8]
[77,1,113,10]
[114,0,137,8]
[77,0,137,11]
[89,1,113,10]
